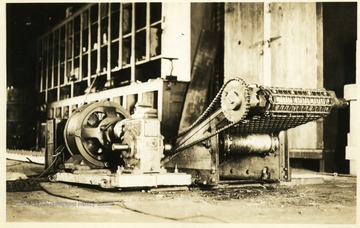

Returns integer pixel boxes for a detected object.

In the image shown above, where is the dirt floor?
[5,159,358,224]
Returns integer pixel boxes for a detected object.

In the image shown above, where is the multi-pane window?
[37,3,163,103]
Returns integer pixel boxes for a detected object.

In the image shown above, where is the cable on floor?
[37,145,65,178]
[115,201,228,223]
[39,183,227,223]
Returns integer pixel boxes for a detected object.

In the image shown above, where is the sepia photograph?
[4,0,358,225]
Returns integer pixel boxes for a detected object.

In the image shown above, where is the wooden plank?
[289,151,323,159]
[316,2,324,153]
[45,119,55,171]
[279,131,290,181]
[178,30,219,132]
[190,3,213,63]
[270,2,318,88]
[161,82,187,139]
[224,3,326,161]
[316,3,324,89]
[270,2,321,151]
[224,2,264,84]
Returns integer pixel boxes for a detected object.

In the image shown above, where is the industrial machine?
[48,77,347,189]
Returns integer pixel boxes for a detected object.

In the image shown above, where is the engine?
[63,101,167,172]
[50,77,347,189]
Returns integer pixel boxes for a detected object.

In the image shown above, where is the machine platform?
[52,171,192,189]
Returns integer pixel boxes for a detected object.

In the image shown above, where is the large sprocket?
[221,78,251,123]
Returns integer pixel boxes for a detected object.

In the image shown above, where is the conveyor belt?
[233,87,334,134]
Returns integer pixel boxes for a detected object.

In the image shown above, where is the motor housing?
[112,117,165,173]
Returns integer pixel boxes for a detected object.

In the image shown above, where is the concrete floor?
[6,159,358,224]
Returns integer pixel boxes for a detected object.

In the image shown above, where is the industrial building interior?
[4,1,358,225]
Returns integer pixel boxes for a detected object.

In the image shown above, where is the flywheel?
[63,100,130,168]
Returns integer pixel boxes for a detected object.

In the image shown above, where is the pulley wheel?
[63,100,130,168]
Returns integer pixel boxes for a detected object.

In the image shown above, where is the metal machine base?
[52,171,192,189]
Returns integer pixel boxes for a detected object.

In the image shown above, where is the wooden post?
[178,30,219,132]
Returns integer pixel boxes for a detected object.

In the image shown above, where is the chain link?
[162,81,336,165]
[232,87,334,134]
[173,78,251,153]
[175,78,240,139]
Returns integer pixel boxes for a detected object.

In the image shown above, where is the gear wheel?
[221,78,251,123]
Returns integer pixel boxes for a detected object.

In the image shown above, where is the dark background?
[7,3,84,88]
[6,3,84,150]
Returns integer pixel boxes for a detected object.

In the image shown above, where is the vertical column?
[344,2,360,176]
[45,119,56,171]
[70,20,75,98]
[87,8,91,87]
[64,23,68,85]
[39,39,44,92]
[45,36,49,103]
[118,4,123,69]
[146,2,150,61]
[57,30,61,101]
[344,84,358,175]
[80,13,83,81]
[315,3,324,155]
[97,3,101,75]
[161,2,191,81]
[51,33,55,89]
[107,3,111,81]
[130,2,136,82]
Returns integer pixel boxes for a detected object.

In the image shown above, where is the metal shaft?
[112,143,130,151]
[222,133,279,154]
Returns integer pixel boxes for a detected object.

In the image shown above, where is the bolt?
[100,179,108,188]
[116,166,122,174]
